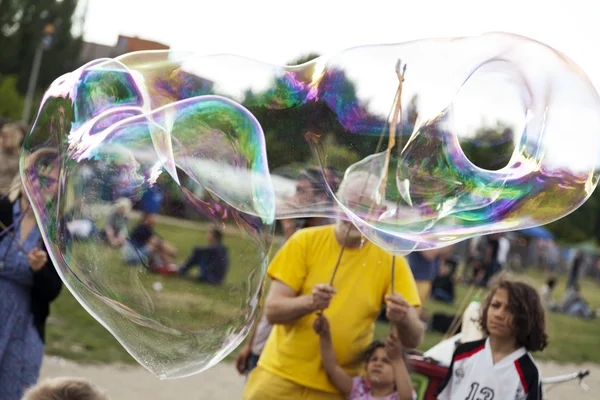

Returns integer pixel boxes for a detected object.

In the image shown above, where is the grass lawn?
[45,219,600,367]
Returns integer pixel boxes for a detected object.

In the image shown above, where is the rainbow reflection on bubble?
[111,32,600,253]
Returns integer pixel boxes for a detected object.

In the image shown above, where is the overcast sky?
[75,0,600,93]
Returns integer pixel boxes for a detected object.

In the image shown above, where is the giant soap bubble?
[101,32,600,254]
[22,32,600,377]
[21,58,275,379]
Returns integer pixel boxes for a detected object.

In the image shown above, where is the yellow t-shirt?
[258,225,421,393]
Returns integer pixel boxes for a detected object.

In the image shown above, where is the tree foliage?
[0,75,25,120]
[547,188,600,244]
[0,0,82,95]
[460,122,514,171]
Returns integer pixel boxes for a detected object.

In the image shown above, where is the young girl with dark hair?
[314,314,416,400]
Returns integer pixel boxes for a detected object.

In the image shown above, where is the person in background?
[462,236,488,283]
[0,150,62,400]
[0,121,26,196]
[178,227,229,285]
[236,167,341,377]
[497,234,510,272]
[545,241,560,273]
[430,260,456,304]
[121,213,177,272]
[539,277,557,311]
[102,198,132,247]
[280,167,340,240]
[567,250,584,289]
[140,185,164,214]
[407,245,454,305]
[480,234,500,286]
[556,283,594,319]
[235,312,272,376]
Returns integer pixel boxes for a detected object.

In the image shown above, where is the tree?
[0,75,25,120]
[241,53,387,170]
[460,122,514,171]
[0,0,82,95]
[287,53,321,66]
[547,187,600,244]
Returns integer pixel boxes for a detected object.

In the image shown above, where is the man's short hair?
[336,170,383,209]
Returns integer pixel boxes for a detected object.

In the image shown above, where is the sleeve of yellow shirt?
[386,255,422,308]
[267,230,308,293]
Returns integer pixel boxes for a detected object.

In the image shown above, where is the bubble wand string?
[316,223,352,317]
[0,220,31,255]
[317,60,407,318]
[385,61,406,336]
[388,61,407,297]
[328,225,351,287]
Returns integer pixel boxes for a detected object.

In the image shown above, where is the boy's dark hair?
[546,277,556,289]
[211,227,223,242]
[480,279,549,352]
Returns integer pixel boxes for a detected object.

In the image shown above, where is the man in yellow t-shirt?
[242,172,424,400]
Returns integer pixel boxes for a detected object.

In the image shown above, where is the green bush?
[0,75,25,120]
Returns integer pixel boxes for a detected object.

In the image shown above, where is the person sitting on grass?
[555,283,594,319]
[102,197,131,247]
[313,314,416,400]
[178,227,229,285]
[121,212,177,273]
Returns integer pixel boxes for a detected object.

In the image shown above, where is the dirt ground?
[39,356,598,399]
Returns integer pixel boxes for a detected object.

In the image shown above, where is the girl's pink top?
[349,376,416,400]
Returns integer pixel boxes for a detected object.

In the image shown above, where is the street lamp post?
[21,23,54,124]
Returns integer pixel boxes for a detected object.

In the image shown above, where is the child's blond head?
[23,377,107,400]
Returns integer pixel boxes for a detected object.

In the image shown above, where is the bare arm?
[235,312,262,374]
[104,225,116,240]
[314,315,353,396]
[385,294,424,349]
[385,332,415,400]
[281,219,298,241]
[265,280,336,325]
[395,306,424,349]
[393,358,414,400]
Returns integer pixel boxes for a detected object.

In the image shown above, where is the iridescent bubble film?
[22,57,274,379]
[105,32,600,254]
[22,32,600,376]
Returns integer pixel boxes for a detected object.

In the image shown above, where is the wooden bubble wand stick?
[319,60,407,321]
